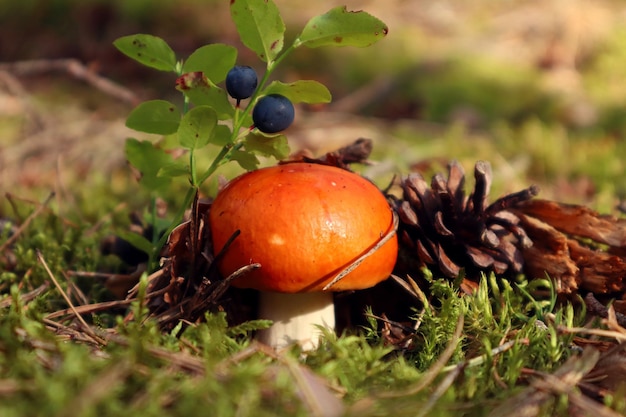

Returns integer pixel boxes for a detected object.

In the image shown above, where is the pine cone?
[392,159,626,315]
[393,160,539,289]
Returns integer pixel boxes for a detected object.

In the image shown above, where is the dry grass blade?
[105,332,207,376]
[605,306,626,336]
[323,211,398,290]
[0,283,49,308]
[417,363,465,417]
[172,262,260,325]
[216,342,344,417]
[282,359,345,417]
[0,59,139,105]
[379,313,464,398]
[558,326,626,343]
[365,312,417,337]
[579,342,626,401]
[43,317,213,378]
[390,274,429,307]
[553,303,626,338]
[567,393,626,417]
[126,268,165,299]
[441,338,520,373]
[487,348,601,417]
[43,319,110,347]
[0,70,46,130]
[45,298,136,320]
[71,267,145,300]
[37,250,107,346]
[531,365,624,417]
[0,192,54,253]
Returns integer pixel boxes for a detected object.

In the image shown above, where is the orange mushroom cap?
[209,163,398,292]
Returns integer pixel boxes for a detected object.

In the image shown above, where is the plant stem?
[182,94,190,115]
[150,195,158,245]
[195,42,300,188]
[268,43,298,73]
[231,43,299,139]
[197,144,232,185]
[189,149,198,187]
[232,104,241,134]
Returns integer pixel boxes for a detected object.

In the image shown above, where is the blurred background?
[1,0,626,217]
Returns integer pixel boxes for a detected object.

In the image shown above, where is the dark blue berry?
[252,94,295,134]
[225,66,258,100]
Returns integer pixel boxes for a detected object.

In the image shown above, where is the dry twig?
[0,59,139,105]
[0,192,55,254]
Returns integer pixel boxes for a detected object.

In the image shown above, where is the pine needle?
[37,250,107,346]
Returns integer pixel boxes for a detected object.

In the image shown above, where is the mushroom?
[209,163,398,350]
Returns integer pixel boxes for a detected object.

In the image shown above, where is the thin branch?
[0,59,139,105]
[556,325,626,343]
[0,192,55,253]
[0,283,50,309]
[45,298,136,320]
[0,70,46,130]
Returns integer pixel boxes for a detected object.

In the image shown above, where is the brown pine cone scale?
[394,160,538,283]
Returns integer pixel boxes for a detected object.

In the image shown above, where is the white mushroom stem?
[256,291,335,351]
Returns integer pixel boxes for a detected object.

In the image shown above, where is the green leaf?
[245,132,290,159]
[176,72,234,120]
[113,34,177,72]
[230,149,260,171]
[263,80,331,104]
[178,106,218,150]
[296,7,388,48]
[115,229,154,257]
[211,124,234,147]
[230,0,285,62]
[182,44,238,83]
[158,161,189,178]
[126,100,180,135]
[125,138,177,191]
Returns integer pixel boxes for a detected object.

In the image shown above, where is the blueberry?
[252,94,295,134]
[225,66,258,100]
